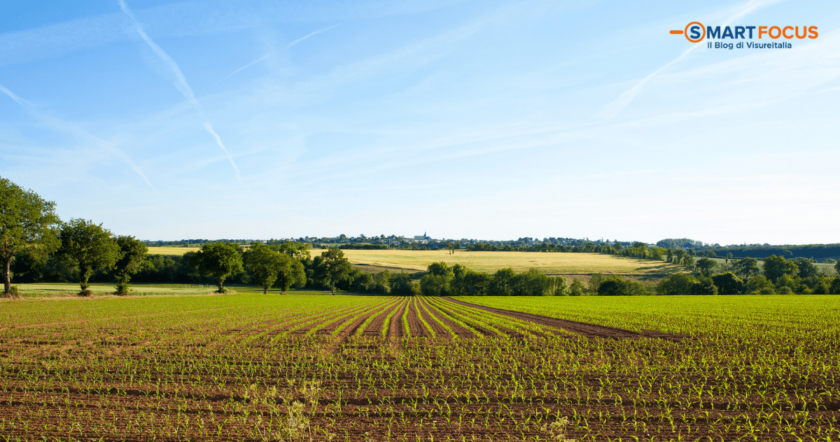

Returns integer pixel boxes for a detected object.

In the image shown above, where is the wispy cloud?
[594,0,787,121]
[118,0,242,183]
[0,83,157,191]
[217,24,338,83]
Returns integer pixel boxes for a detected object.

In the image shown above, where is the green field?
[1,294,837,440]
[9,282,224,298]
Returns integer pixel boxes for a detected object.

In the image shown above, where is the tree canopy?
[0,177,61,296]
[57,219,121,294]
[189,242,244,293]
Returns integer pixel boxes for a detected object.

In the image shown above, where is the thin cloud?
[118,0,242,184]
[0,83,157,191]
[594,0,786,121]
[217,24,338,83]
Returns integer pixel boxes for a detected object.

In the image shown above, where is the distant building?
[414,231,430,241]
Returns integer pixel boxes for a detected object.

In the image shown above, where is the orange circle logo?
[685,22,705,43]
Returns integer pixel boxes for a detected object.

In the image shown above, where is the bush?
[712,272,743,295]
[6,286,20,298]
[597,275,646,296]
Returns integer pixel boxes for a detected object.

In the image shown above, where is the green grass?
[10,282,223,298]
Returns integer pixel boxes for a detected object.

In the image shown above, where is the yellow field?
[315,249,680,276]
[147,246,680,276]
[147,246,201,256]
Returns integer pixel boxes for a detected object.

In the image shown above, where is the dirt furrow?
[443,297,684,341]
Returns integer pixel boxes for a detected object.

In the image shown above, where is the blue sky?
[1,0,839,244]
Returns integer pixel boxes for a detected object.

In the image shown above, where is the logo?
[670,23,818,49]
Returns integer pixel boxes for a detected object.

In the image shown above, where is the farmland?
[316,249,681,277]
[146,247,679,277]
[1,294,837,441]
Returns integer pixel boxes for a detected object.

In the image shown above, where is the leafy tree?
[390,272,419,296]
[762,255,798,283]
[744,275,775,294]
[732,257,760,279]
[420,262,454,296]
[793,257,818,279]
[189,242,244,293]
[113,236,148,294]
[725,252,733,263]
[706,250,717,258]
[831,277,840,295]
[712,272,743,295]
[244,243,288,294]
[598,275,646,296]
[696,258,717,277]
[836,260,840,276]
[666,248,673,263]
[275,258,306,294]
[691,277,718,295]
[569,279,586,296]
[315,247,352,294]
[57,219,121,295]
[587,273,606,294]
[488,268,516,296]
[655,273,698,296]
[0,178,61,297]
[511,268,553,296]
[552,276,570,296]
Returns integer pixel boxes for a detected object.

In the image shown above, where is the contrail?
[118,0,242,183]
[0,83,157,191]
[216,24,338,83]
[594,0,786,121]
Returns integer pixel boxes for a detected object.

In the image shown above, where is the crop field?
[317,249,681,276]
[1,294,837,441]
[146,246,201,256]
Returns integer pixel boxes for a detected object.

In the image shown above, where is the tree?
[113,236,148,295]
[733,257,760,279]
[598,275,646,296]
[244,243,287,294]
[569,279,586,296]
[0,178,61,297]
[831,277,840,295]
[488,268,516,296]
[691,277,718,295]
[390,272,419,296]
[712,272,743,295]
[744,275,775,294]
[836,260,840,276]
[315,247,352,294]
[57,219,121,295]
[696,258,718,277]
[792,258,819,279]
[725,252,733,263]
[189,242,243,293]
[446,242,457,255]
[420,262,454,296]
[276,259,306,294]
[762,255,798,283]
[656,274,698,296]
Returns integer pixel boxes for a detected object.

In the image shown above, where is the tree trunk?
[331,280,335,295]
[263,286,268,295]
[4,256,11,296]
[217,278,224,293]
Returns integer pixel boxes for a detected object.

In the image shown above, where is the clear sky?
[1,0,838,245]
